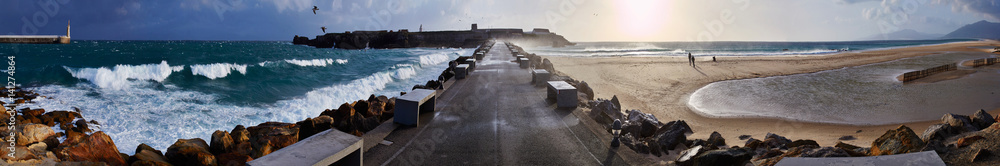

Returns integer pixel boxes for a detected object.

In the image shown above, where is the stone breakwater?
[292,29,574,49]
[0,41,499,165]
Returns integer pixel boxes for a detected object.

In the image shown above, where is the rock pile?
[583,92,1000,165]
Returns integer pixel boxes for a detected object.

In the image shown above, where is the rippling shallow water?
[689,52,1000,125]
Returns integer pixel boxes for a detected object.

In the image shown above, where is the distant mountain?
[942,20,1000,40]
[863,29,942,40]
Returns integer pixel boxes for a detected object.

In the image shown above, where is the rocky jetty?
[293,27,573,49]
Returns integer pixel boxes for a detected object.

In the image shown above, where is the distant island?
[292,24,574,49]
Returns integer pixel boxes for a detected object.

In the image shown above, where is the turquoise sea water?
[1,41,470,154]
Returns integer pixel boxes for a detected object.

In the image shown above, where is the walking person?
[688,53,693,66]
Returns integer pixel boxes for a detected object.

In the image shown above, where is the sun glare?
[615,0,669,41]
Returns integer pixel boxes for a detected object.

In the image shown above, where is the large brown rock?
[53,131,127,165]
[16,123,55,146]
[43,110,80,125]
[210,130,235,155]
[578,81,594,100]
[128,143,172,166]
[165,138,217,166]
[247,122,298,156]
[762,133,792,150]
[0,145,36,161]
[943,113,979,132]
[337,103,354,119]
[216,152,252,166]
[230,125,250,145]
[971,109,996,130]
[297,116,335,141]
[871,125,925,156]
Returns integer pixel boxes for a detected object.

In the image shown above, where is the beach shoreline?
[542,40,1000,147]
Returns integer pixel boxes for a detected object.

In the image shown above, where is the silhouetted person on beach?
[713,56,716,62]
[688,53,694,67]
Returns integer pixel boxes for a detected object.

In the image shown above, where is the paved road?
[364,43,627,165]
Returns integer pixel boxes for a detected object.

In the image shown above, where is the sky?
[1,0,998,41]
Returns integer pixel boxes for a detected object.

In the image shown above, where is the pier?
[0,21,70,44]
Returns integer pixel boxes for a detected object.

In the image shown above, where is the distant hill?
[863,29,942,40]
[942,20,1000,40]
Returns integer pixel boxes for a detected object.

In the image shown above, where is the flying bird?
[321,27,327,33]
[312,6,318,14]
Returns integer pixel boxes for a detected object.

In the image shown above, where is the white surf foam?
[285,58,336,67]
[335,59,348,64]
[63,61,184,90]
[190,63,248,79]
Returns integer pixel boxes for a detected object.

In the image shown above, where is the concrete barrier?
[519,58,530,68]
[248,129,363,166]
[395,89,436,126]
[532,69,551,87]
[463,59,477,72]
[455,64,470,79]
[547,81,578,108]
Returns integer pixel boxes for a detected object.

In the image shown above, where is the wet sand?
[542,40,1000,147]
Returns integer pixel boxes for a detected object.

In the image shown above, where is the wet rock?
[129,143,171,166]
[971,109,995,130]
[707,131,726,147]
[649,141,663,157]
[53,131,126,165]
[44,111,80,125]
[635,142,649,154]
[942,113,978,132]
[690,148,753,166]
[211,130,235,155]
[871,125,925,156]
[762,133,792,149]
[298,116,335,141]
[738,135,751,140]
[336,103,354,119]
[43,135,59,151]
[165,138,216,166]
[786,139,819,148]
[16,123,55,146]
[247,122,298,157]
[74,119,91,133]
[216,152,252,166]
[801,147,850,157]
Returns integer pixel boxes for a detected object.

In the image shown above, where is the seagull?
[312,6,318,14]
[321,27,327,33]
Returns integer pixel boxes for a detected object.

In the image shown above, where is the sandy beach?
[542,40,1000,147]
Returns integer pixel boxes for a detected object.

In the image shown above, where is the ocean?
[527,39,976,57]
[0,39,978,154]
[1,41,470,154]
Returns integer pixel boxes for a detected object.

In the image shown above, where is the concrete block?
[455,64,469,79]
[394,89,436,126]
[519,58,530,69]
[532,69,551,87]
[547,81,578,107]
[464,59,476,72]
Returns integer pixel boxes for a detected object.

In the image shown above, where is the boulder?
[834,142,869,157]
[956,135,985,147]
[786,139,819,148]
[920,123,957,142]
[707,131,726,147]
[0,145,36,161]
[690,148,753,166]
[44,111,80,126]
[216,152,252,166]
[336,103,354,119]
[971,109,996,130]
[838,135,857,140]
[230,125,250,145]
[676,145,704,166]
[762,133,792,149]
[74,119,91,133]
[942,113,978,132]
[542,59,554,72]
[247,122,298,150]
[870,125,925,156]
[744,138,763,150]
[738,135,751,140]
[16,123,55,146]
[578,81,594,100]
[210,130,235,155]
[352,100,371,117]
[53,131,126,165]
[624,110,661,138]
[655,120,692,151]
[165,138,217,166]
[588,96,623,125]
[752,148,784,162]
[129,143,171,166]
